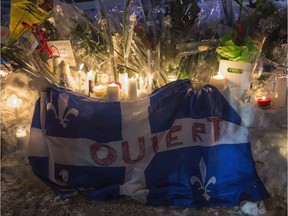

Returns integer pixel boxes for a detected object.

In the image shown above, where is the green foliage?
[216,32,257,63]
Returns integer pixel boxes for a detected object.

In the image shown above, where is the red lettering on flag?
[166,125,183,147]
[192,123,206,142]
[151,135,158,153]
[90,142,117,166]
[122,137,145,164]
[207,117,222,142]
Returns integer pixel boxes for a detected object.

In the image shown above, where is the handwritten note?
[47,40,76,66]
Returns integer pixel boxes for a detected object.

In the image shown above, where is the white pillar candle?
[107,83,120,101]
[93,84,107,98]
[138,76,145,91]
[59,60,72,86]
[52,56,62,73]
[209,72,226,92]
[128,78,138,101]
[78,63,84,92]
[15,127,28,151]
[119,72,128,97]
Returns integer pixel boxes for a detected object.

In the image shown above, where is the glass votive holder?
[257,96,272,109]
[93,84,107,98]
[255,90,272,109]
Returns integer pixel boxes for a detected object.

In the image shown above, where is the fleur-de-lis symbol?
[190,157,216,201]
[47,93,79,128]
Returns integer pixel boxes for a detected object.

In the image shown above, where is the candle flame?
[15,126,27,138]
[261,96,266,100]
[0,69,8,78]
[6,95,22,108]
[87,70,93,78]
[217,72,225,77]
[79,63,84,71]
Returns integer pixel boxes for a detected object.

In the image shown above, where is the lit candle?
[119,72,128,98]
[78,63,84,92]
[59,60,72,87]
[209,72,226,92]
[6,94,22,118]
[138,76,145,91]
[52,56,62,74]
[6,95,22,108]
[0,69,8,78]
[107,83,120,101]
[128,78,138,101]
[84,70,96,95]
[257,96,271,109]
[93,84,106,98]
[15,126,28,151]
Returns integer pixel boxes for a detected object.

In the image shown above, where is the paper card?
[47,40,76,67]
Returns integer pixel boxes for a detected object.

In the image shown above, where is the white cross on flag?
[28,79,268,207]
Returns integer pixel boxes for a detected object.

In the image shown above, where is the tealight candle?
[107,83,120,101]
[209,72,226,92]
[93,84,106,98]
[128,78,138,101]
[257,96,271,109]
[15,126,28,151]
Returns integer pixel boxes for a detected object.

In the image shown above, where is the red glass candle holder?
[257,96,271,109]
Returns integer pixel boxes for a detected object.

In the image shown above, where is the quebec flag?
[28,79,269,207]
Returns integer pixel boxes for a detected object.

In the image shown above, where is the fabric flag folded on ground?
[28,79,269,207]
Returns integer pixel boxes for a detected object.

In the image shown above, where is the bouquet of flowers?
[1,0,283,102]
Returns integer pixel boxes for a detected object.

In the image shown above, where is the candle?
[0,69,8,78]
[52,56,62,74]
[78,63,84,92]
[6,95,22,108]
[84,70,96,95]
[209,72,226,92]
[15,126,28,151]
[107,83,120,101]
[6,94,22,118]
[119,72,128,98]
[128,78,138,101]
[93,84,106,98]
[257,96,271,109]
[59,60,71,87]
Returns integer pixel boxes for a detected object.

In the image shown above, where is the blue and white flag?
[28,79,269,207]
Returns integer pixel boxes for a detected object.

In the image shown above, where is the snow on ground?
[1,71,287,216]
